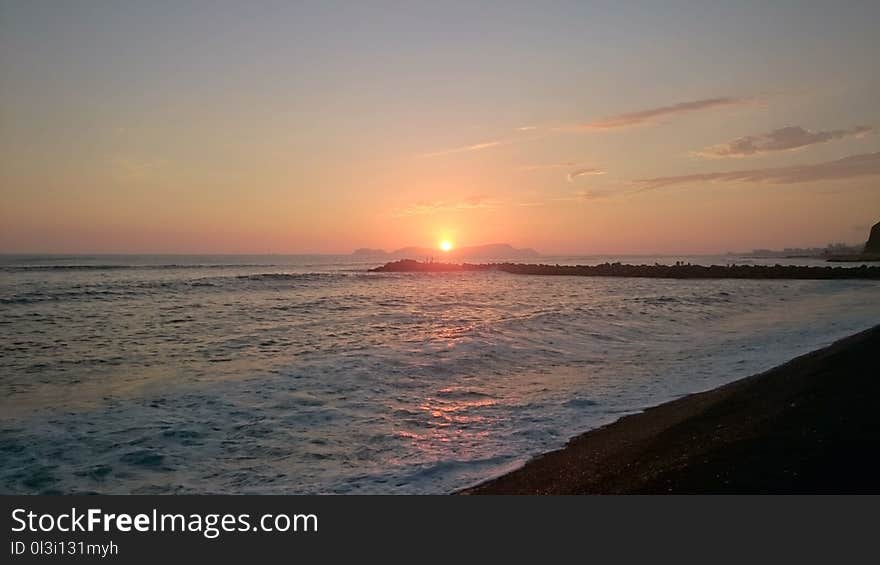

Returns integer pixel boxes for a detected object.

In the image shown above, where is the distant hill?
[351,248,388,256]
[352,243,540,260]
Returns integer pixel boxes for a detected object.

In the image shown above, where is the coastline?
[461,325,880,494]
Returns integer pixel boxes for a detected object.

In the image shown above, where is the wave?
[235,272,399,282]
[1,263,282,272]
[235,273,348,282]
[0,271,404,306]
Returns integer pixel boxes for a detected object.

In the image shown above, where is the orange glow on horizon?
[439,240,453,252]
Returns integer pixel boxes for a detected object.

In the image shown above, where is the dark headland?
[461,325,880,494]
[371,259,880,279]
[867,221,880,254]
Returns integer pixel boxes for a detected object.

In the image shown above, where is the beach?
[463,325,880,494]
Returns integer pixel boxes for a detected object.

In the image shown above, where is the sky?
[1,0,879,254]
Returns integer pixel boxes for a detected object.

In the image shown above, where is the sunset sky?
[2,1,879,254]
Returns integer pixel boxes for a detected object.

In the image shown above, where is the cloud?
[544,189,614,203]
[636,151,880,190]
[698,125,872,158]
[560,189,599,201]
[573,97,756,131]
[546,178,639,203]
[519,161,578,171]
[566,167,605,182]
[520,161,605,182]
[519,161,600,171]
[420,128,547,158]
[394,195,502,216]
[419,140,507,158]
[419,96,755,158]
[519,162,605,182]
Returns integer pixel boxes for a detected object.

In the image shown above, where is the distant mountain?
[352,243,540,260]
[351,248,388,257]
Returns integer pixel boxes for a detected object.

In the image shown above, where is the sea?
[2,253,879,494]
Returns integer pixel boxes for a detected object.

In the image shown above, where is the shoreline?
[371,259,880,279]
[460,325,880,494]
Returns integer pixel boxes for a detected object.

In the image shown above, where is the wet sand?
[462,325,880,494]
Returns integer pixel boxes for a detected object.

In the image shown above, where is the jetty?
[370,259,880,280]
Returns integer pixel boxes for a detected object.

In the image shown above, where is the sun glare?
[440,240,453,252]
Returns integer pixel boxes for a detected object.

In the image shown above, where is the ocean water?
[2,253,879,494]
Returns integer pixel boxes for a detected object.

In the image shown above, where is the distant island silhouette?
[353,243,540,260]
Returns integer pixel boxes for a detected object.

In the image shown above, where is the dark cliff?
[865,221,880,254]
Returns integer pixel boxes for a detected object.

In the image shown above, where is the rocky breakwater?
[370,259,880,280]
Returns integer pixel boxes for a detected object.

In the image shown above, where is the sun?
[439,240,453,252]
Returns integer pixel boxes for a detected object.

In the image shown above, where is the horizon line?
[0,246,863,258]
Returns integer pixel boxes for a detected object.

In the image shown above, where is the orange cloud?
[566,167,605,182]
[419,140,507,158]
[393,195,502,216]
[697,125,872,158]
[636,151,880,190]
[573,97,757,131]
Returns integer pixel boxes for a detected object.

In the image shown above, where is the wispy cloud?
[636,151,880,190]
[419,140,508,158]
[420,96,757,158]
[566,167,605,182]
[518,162,605,182]
[518,161,578,172]
[554,189,598,202]
[393,195,502,217]
[419,127,547,158]
[567,181,639,201]
[697,125,872,158]
[520,160,598,170]
[543,177,640,203]
[543,189,614,204]
[571,97,757,131]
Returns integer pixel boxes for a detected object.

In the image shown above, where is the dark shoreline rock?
[370,259,880,280]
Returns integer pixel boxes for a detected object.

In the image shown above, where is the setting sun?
[3,0,880,507]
